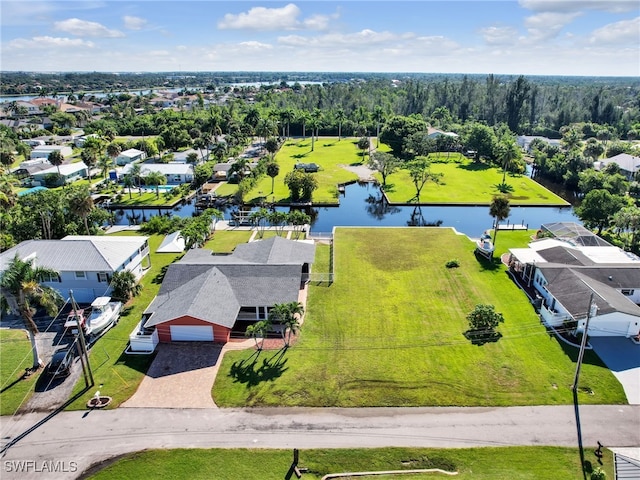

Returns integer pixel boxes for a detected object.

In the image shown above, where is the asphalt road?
[1,405,638,479]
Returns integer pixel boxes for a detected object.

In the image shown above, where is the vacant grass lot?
[88,446,613,480]
[244,137,364,204]
[381,155,568,206]
[214,228,625,407]
[0,329,39,415]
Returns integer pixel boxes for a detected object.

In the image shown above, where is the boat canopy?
[91,297,111,308]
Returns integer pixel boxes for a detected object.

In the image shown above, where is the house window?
[97,272,110,283]
[41,273,60,283]
[75,271,86,280]
[257,306,268,320]
[621,289,634,296]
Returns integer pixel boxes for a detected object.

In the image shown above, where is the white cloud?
[54,18,125,38]
[589,16,640,44]
[149,50,170,56]
[279,29,400,48]
[123,16,147,31]
[7,36,95,49]
[480,26,519,45]
[218,4,301,30]
[217,3,334,31]
[519,0,638,13]
[524,12,581,41]
[238,41,273,50]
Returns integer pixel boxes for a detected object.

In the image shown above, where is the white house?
[0,236,151,304]
[31,162,88,185]
[116,148,146,166]
[30,145,73,160]
[507,223,640,339]
[122,162,194,184]
[516,135,562,153]
[594,153,640,181]
[427,127,459,139]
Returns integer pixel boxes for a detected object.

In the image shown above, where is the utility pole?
[572,293,595,480]
[69,290,94,388]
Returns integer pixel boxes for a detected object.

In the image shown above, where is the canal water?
[110,181,578,237]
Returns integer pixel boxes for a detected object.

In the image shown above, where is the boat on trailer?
[475,231,495,258]
[85,297,122,337]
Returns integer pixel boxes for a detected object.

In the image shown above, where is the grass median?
[87,446,613,479]
[213,228,625,407]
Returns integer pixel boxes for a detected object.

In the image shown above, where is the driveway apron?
[590,337,640,405]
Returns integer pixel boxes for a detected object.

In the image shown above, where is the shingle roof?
[0,236,148,272]
[144,238,315,328]
[539,266,640,318]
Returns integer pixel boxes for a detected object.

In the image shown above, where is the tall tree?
[0,255,63,369]
[372,105,385,148]
[489,194,511,246]
[47,150,64,176]
[575,189,627,234]
[505,75,530,133]
[67,185,94,235]
[368,151,400,188]
[270,301,304,347]
[496,137,522,185]
[407,157,440,202]
[335,108,347,140]
[144,170,167,198]
[266,161,280,194]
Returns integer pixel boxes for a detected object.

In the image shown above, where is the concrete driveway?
[122,343,222,409]
[590,337,640,405]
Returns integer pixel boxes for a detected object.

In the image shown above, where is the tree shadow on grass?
[152,265,170,284]
[463,329,502,346]
[229,347,289,387]
[473,251,502,271]
[457,162,492,172]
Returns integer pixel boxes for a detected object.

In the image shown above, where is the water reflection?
[108,182,579,237]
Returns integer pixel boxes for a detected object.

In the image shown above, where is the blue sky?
[1,1,639,76]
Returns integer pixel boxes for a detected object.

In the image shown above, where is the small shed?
[157,231,185,253]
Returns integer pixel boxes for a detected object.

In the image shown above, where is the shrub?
[445,259,460,268]
[590,467,606,480]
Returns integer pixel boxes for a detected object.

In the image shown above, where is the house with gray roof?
[137,237,314,344]
[507,223,640,339]
[0,236,150,303]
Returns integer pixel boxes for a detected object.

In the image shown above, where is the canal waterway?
[110,181,579,237]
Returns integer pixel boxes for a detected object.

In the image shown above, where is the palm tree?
[97,156,113,180]
[144,171,167,198]
[106,142,122,163]
[335,108,346,141]
[297,111,311,140]
[373,106,385,148]
[123,174,135,199]
[48,150,64,176]
[0,255,63,369]
[110,270,142,303]
[266,161,280,194]
[308,118,319,152]
[245,319,270,351]
[68,186,94,235]
[129,162,143,195]
[270,302,304,347]
[211,141,228,161]
[80,149,97,182]
[489,194,511,247]
[496,138,521,185]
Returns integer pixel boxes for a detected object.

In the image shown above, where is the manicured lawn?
[0,329,39,415]
[110,191,183,207]
[87,446,613,480]
[66,233,183,410]
[381,155,568,206]
[214,228,625,407]
[245,137,364,204]
[202,230,253,253]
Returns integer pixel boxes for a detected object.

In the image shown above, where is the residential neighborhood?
[1,68,639,479]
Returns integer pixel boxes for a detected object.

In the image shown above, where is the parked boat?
[475,231,495,258]
[85,297,122,337]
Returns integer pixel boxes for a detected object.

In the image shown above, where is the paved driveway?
[590,337,640,405]
[122,343,222,409]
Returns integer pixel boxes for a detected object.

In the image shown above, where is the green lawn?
[65,233,183,410]
[202,230,254,253]
[380,155,568,206]
[245,137,364,204]
[0,329,39,415]
[87,446,613,480]
[213,228,625,407]
[110,191,183,207]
